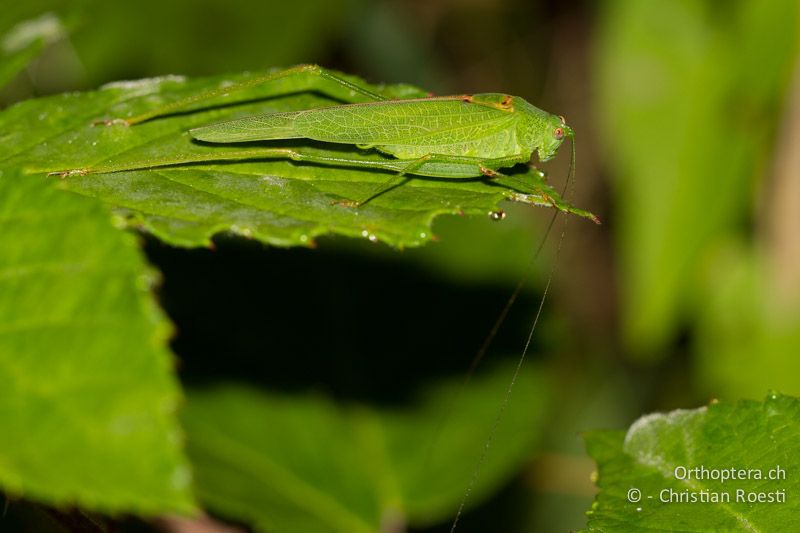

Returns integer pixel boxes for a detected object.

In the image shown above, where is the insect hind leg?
[102,65,387,127]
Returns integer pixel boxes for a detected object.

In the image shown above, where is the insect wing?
[293,97,516,147]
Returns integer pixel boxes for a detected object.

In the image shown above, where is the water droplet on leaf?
[488,209,506,221]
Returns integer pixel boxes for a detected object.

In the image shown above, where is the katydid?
[51,65,592,529]
[54,65,598,223]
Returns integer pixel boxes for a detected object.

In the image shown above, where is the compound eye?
[554,127,564,140]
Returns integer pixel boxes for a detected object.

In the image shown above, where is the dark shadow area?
[144,235,544,406]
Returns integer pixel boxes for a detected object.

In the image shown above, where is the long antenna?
[449,133,578,532]
[417,196,560,481]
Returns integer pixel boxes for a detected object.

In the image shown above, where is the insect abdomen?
[379,126,522,159]
[191,112,303,142]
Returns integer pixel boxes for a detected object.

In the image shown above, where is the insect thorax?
[515,99,564,162]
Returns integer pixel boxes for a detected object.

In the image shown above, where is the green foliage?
[584,394,800,532]
[595,0,800,357]
[1,70,584,248]
[183,363,549,532]
[61,0,353,86]
[3,1,797,529]
[0,0,354,94]
[0,168,194,514]
[695,243,800,399]
[0,12,66,89]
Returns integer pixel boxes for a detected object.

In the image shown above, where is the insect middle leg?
[331,153,529,207]
[102,65,387,127]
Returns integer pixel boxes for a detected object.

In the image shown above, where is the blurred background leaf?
[183,362,548,532]
[0,12,67,90]
[0,0,353,100]
[594,0,800,359]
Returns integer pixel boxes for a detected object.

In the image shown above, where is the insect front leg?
[490,170,601,224]
[98,65,387,127]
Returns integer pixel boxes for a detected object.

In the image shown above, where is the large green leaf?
[0,168,194,514]
[183,362,549,532]
[0,69,591,249]
[583,394,800,532]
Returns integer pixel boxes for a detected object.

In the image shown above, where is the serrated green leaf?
[0,168,194,514]
[0,69,589,249]
[583,395,800,532]
[182,362,549,532]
